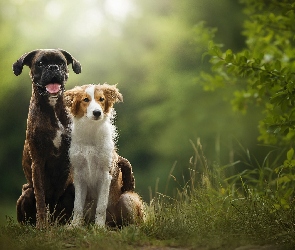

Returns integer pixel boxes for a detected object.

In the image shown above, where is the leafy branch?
[198,0,295,145]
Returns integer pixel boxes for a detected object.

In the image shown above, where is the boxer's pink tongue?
[46,83,61,94]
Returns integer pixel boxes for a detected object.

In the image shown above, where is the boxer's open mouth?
[45,83,61,95]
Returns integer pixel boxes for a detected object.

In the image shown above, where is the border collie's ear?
[59,49,82,74]
[12,50,40,76]
[64,90,75,108]
[103,84,123,103]
[64,87,84,117]
[116,90,123,103]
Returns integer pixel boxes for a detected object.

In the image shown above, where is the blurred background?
[0,0,265,223]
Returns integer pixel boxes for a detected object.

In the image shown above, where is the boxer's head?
[13,49,82,97]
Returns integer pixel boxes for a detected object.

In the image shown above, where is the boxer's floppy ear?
[12,50,40,76]
[59,49,82,74]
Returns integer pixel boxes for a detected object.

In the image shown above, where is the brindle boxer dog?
[13,49,81,228]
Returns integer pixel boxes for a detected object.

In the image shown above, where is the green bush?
[199,0,295,145]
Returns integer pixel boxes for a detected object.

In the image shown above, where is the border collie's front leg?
[71,178,87,226]
[95,172,112,226]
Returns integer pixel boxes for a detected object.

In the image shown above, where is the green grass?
[1,141,295,249]
[1,192,294,249]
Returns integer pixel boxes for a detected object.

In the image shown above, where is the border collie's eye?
[99,97,104,102]
[83,97,90,102]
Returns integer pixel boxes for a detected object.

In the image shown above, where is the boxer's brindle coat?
[13,49,81,228]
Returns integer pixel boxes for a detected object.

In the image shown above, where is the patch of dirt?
[235,245,281,250]
[139,245,280,250]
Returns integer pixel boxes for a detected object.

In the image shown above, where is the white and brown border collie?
[64,83,144,227]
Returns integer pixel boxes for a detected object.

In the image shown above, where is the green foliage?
[273,147,295,209]
[197,0,295,211]
[200,0,295,145]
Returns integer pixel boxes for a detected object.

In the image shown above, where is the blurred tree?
[0,0,260,205]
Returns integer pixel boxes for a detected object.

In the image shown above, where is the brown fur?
[13,49,81,228]
[106,155,144,227]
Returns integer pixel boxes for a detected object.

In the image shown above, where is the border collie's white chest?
[70,118,115,186]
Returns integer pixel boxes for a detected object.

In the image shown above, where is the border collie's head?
[64,83,123,121]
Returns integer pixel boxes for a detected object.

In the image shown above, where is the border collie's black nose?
[93,110,101,118]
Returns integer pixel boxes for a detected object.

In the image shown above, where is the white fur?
[53,117,64,149]
[48,95,58,106]
[52,128,62,148]
[85,85,103,120]
[69,86,116,227]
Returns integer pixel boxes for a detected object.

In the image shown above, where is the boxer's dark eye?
[99,97,104,102]
[83,97,90,102]
[37,61,43,67]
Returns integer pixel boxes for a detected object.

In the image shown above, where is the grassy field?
[1,142,295,249]
[1,190,294,250]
